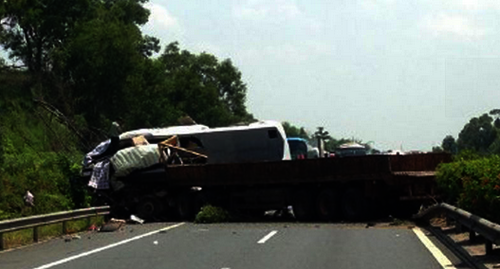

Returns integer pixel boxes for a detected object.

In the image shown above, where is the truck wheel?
[316,189,340,221]
[292,191,316,221]
[136,196,163,221]
[341,188,367,221]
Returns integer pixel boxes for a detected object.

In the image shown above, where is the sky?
[5,0,500,151]
[140,0,500,151]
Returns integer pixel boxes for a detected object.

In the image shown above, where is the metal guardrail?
[414,203,500,255]
[0,206,110,251]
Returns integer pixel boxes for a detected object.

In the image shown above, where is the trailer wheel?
[316,189,340,221]
[136,196,163,221]
[341,188,367,221]
[292,191,316,221]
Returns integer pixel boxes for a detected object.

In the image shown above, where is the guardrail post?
[0,232,4,251]
[486,241,493,255]
[62,221,67,234]
[33,226,39,243]
[445,215,453,226]
[469,229,477,242]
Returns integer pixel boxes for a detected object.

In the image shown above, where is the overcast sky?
[143,0,500,151]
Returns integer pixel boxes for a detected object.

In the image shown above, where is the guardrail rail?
[414,203,500,255]
[0,206,110,251]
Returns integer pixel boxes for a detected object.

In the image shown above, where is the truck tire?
[316,189,340,221]
[136,196,163,221]
[292,191,316,221]
[341,188,367,221]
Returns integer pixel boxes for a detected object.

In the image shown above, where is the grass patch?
[194,205,231,223]
[2,216,105,249]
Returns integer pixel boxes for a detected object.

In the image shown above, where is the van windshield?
[288,140,308,160]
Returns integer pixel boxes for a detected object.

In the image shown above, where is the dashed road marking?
[258,230,278,244]
[32,222,185,269]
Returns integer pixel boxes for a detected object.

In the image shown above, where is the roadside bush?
[194,205,231,223]
[436,155,500,222]
[0,98,87,220]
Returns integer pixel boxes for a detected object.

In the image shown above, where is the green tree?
[490,109,500,129]
[441,135,458,154]
[158,42,253,127]
[0,0,93,75]
[48,0,157,132]
[432,146,443,153]
[282,122,308,139]
[457,113,496,153]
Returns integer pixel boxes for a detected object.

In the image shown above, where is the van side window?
[179,137,204,149]
[268,130,278,139]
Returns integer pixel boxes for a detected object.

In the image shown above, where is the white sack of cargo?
[110,144,161,177]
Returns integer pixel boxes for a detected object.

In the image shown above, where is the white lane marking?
[258,230,278,244]
[412,227,457,269]
[32,222,185,269]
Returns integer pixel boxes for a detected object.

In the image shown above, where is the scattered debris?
[100,218,126,232]
[130,215,145,224]
[24,190,34,206]
[72,235,81,240]
[153,240,158,245]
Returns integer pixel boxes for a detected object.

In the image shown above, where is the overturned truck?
[82,121,450,221]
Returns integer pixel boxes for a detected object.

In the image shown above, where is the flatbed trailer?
[112,151,451,221]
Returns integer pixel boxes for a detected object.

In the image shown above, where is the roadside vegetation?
[435,110,500,222]
[0,0,252,221]
[2,216,105,249]
[194,205,231,224]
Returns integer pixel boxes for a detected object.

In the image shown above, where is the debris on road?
[130,215,144,224]
[100,218,126,232]
[88,224,98,231]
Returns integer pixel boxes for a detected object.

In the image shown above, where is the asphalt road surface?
[1,222,465,269]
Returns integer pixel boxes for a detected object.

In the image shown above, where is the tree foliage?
[0,0,256,219]
[158,42,253,127]
[282,122,308,139]
[0,0,93,74]
[456,113,498,154]
[441,135,458,154]
[436,155,500,222]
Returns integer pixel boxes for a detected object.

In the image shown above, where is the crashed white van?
[83,120,291,189]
